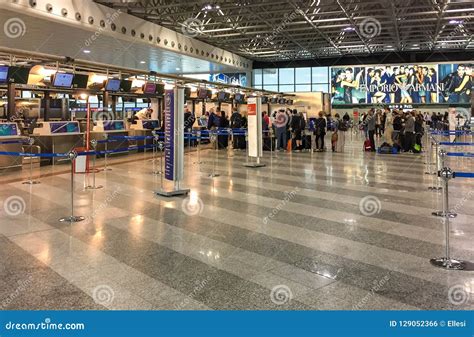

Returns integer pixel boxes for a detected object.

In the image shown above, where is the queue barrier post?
[209,131,220,178]
[158,141,164,188]
[103,134,112,171]
[430,165,466,270]
[152,133,163,175]
[85,140,103,190]
[194,131,203,165]
[431,149,457,218]
[428,140,442,191]
[22,137,40,185]
[59,151,85,223]
[227,129,234,158]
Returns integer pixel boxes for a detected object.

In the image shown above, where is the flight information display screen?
[50,122,79,134]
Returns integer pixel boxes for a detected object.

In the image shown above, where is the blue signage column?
[156,87,190,197]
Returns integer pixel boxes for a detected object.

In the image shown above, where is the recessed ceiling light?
[83,50,91,54]
[140,61,146,64]
[449,19,462,24]
[343,27,355,32]
[176,67,181,71]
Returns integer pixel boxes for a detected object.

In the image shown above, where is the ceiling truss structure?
[95,0,474,62]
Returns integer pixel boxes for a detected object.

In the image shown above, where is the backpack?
[364,139,372,151]
[231,113,242,128]
[338,121,348,131]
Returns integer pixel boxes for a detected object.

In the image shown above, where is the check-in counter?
[0,122,24,170]
[32,121,84,165]
[91,120,129,157]
[129,120,160,152]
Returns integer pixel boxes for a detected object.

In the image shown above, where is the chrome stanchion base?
[155,189,190,197]
[431,211,457,218]
[243,162,266,168]
[428,186,442,190]
[59,215,85,223]
[152,170,163,175]
[85,185,103,190]
[430,257,466,270]
[103,167,112,171]
[208,173,220,178]
[22,180,41,185]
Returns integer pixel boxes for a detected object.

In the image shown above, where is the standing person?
[381,108,387,135]
[375,109,382,137]
[314,111,327,152]
[404,111,415,152]
[414,113,424,152]
[218,111,229,149]
[274,109,288,151]
[384,108,394,146]
[290,109,303,152]
[207,108,218,130]
[334,113,347,152]
[184,106,196,146]
[230,109,244,150]
[367,109,376,152]
[392,110,402,145]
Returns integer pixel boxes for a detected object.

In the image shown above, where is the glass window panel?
[253,85,263,89]
[295,84,311,92]
[295,67,311,84]
[262,68,278,84]
[263,84,278,91]
[279,84,295,92]
[312,67,329,83]
[312,83,329,92]
[278,68,294,84]
[253,69,262,85]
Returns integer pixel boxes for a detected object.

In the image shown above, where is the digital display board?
[53,73,74,88]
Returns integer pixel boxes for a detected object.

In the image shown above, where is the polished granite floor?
[1,134,473,310]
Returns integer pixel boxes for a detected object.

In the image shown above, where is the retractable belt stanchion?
[228,128,234,158]
[432,149,457,218]
[428,138,442,191]
[59,151,85,223]
[85,139,103,190]
[209,131,220,178]
[194,131,203,165]
[103,134,111,171]
[22,137,40,185]
[430,162,466,270]
[158,141,164,189]
[151,132,162,175]
[424,135,433,175]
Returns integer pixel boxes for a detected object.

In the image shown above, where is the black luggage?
[233,134,246,149]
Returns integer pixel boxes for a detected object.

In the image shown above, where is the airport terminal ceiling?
[95,0,474,62]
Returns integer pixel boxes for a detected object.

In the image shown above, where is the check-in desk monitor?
[33,121,81,135]
[32,121,83,165]
[130,120,160,130]
[0,122,23,169]
[0,122,21,137]
[93,120,126,132]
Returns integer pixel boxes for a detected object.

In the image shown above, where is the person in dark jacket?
[290,109,303,151]
[184,106,196,146]
[218,111,229,149]
[230,110,245,149]
[314,111,327,152]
